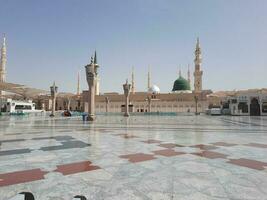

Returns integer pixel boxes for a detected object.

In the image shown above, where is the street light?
[85,56,98,121]
[194,95,199,115]
[105,96,110,113]
[147,95,152,113]
[123,79,131,117]
[50,82,58,117]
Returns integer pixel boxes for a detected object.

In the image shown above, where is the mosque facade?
[0,36,213,114]
[82,38,212,114]
[2,35,267,116]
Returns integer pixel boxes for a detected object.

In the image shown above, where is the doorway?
[250,98,260,116]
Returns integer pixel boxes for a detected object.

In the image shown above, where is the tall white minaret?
[194,38,203,92]
[187,64,191,87]
[147,67,151,90]
[0,35,7,96]
[0,35,7,83]
[77,71,80,95]
[179,68,182,78]
[131,67,135,94]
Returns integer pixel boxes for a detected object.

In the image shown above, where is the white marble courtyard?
[0,114,267,200]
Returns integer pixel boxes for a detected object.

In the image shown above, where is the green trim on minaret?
[94,50,98,64]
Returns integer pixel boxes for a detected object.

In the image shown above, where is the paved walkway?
[0,115,267,200]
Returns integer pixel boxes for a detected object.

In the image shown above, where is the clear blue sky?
[0,0,267,93]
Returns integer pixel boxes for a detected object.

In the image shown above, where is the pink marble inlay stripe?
[0,169,48,187]
[153,149,185,157]
[244,143,267,148]
[191,151,228,159]
[120,153,156,163]
[227,158,267,170]
[54,161,101,175]
[190,144,218,150]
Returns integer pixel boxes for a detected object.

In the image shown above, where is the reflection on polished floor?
[0,114,267,200]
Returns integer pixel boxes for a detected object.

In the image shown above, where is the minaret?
[0,35,7,96]
[94,50,97,65]
[194,38,203,92]
[77,71,80,95]
[94,50,100,95]
[147,67,151,90]
[0,35,7,83]
[187,64,191,87]
[179,69,182,78]
[131,67,135,94]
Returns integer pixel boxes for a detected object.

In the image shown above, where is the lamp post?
[85,56,99,121]
[50,82,58,117]
[67,98,71,111]
[194,95,199,115]
[105,96,110,113]
[123,79,131,117]
[147,95,152,113]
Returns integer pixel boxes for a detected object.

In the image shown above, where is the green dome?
[172,76,191,91]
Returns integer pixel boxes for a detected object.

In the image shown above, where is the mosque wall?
[82,90,210,113]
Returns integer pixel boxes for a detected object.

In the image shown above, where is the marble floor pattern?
[0,114,267,200]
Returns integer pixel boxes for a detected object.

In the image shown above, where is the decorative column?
[85,56,99,121]
[194,95,199,115]
[41,102,45,111]
[105,96,110,113]
[147,95,152,113]
[67,98,71,110]
[50,82,58,117]
[123,79,131,117]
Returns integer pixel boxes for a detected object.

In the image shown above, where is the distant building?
[227,90,267,116]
